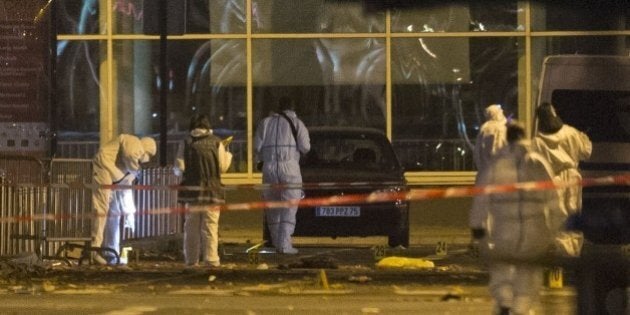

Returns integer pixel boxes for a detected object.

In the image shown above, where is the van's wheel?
[388,208,409,248]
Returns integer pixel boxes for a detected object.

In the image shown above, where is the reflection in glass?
[112,0,246,34]
[56,40,103,134]
[252,0,384,33]
[253,38,385,130]
[207,0,246,33]
[113,39,246,170]
[391,37,521,171]
[55,39,103,158]
[56,0,101,35]
[391,1,521,33]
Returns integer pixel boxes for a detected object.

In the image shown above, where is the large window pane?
[531,2,628,31]
[252,38,385,130]
[252,0,384,33]
[113,0,245,35]
[56,0,102,35]
[391,37,522,171]
[56,40,103,133]
[55,40,103,157]
[391,1,522,33]
[110,39,246,171]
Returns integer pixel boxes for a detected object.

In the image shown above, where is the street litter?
[53,288,115,295]
[348,275,372,283]
[256,263,269,270]
[376,256,435,269]
[240,283,288,292]
[168,287,234,296]
[286,255,339,269]
[392,285,465,299]
[278,287,353,295]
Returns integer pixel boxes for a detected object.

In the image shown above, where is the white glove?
[173,166,182,177]
[119,190,137,233]
[124,213,135,232]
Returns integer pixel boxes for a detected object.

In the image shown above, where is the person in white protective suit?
[92,134,156,265]
[532,102,592,258]
[177,114,232,267]
[254,96,310,254]
[469,104,508,257]
[532,102,592,214]
[473,104,508,175]
[470,121,565,315]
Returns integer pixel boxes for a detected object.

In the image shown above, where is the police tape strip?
[0,181,406,191]
[0,173,628,223]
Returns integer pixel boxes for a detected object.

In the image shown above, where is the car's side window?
[305,133,400,172]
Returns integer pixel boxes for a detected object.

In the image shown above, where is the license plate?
[316,206,360,217]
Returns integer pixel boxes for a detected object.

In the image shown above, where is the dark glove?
[565,213,583,231]
[471,228,485,240]
[113,172,136,185]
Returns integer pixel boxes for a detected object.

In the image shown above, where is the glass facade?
[49,0,629,184]
[391,36,522,171]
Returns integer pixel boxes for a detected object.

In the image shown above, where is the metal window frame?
[55,0,629,186]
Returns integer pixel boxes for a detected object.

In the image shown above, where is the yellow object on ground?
[376,256,435,269]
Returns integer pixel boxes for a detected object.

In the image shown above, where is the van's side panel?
[538,55,630,104]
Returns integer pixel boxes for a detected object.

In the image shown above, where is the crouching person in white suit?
[92,134,156,265]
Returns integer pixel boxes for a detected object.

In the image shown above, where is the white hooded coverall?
[254,110,310,253]
[473,104,508,175]
[92,134,152,262]
[532,124,592,214]
[470,141,565,314]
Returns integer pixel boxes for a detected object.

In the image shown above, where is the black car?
[289,127,409,247]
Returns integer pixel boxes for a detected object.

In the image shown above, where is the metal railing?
[57,138,473,172]
[0,155,47,256]
[0,155,182,257]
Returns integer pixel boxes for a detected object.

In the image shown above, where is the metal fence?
[125,167,183,240]
[57,138,470,172]
[57,139,248,173]
[44,159,94,257]
[0,155,182,257]
[0,155,47,256]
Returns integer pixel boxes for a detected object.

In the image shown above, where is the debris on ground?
[0,252,48,283]
[256,263,269,270]
[392,285,465,301]
[348,275,372,283]
[283,255,339,269]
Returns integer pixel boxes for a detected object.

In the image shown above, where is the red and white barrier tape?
[1,173,628,223]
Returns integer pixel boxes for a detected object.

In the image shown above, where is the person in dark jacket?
[179,114,225,267]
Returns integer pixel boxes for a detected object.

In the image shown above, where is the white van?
[536,55,630,314]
